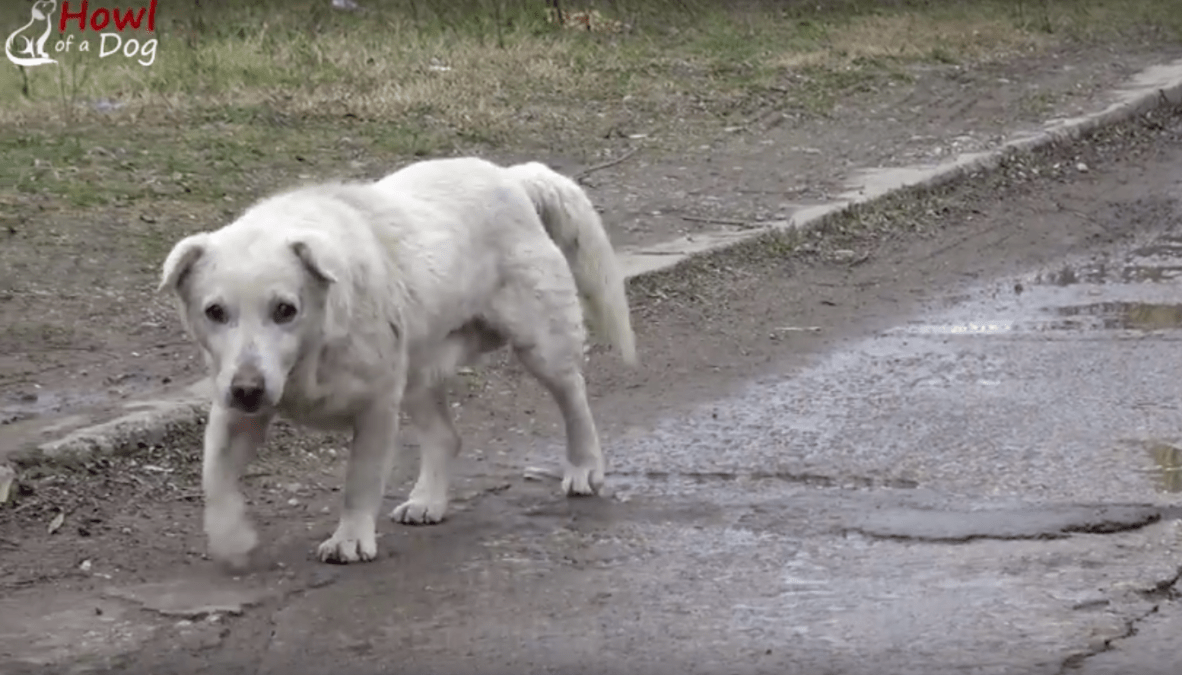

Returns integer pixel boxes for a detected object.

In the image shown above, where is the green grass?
[5,0,1178,131]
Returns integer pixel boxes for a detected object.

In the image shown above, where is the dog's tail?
[507,161,637,366]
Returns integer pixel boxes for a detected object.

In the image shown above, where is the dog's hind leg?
[494,274,605,495]
[516,344,605,496]
[203,403,271,570]
[390,384,461,525]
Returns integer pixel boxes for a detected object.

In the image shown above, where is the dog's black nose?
[229,366,267,413]
[230,383,265,412]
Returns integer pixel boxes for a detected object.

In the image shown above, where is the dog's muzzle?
[229,364,267,414]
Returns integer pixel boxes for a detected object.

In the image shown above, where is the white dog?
[159,157,637,566]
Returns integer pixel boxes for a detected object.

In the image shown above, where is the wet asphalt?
[8,122,1182,674]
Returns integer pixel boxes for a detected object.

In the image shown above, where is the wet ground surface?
[6,108,1182,674]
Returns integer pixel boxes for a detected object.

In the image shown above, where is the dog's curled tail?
[508,162,637,366]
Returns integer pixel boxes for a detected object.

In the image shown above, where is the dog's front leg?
[317,390,403,564]
[203,403,270,569]
[390,384,462,525]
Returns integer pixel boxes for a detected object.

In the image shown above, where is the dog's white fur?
[159,157,636,566]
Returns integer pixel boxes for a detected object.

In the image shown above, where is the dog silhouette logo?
[5,0,59,67]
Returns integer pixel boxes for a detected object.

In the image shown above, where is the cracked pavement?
[6,109,1182,675]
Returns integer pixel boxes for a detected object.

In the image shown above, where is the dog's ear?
[158,233,210,295]
[290,237,340,285]
[290,235,351,336]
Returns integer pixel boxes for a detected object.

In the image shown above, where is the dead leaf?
[0,465,14,504]
[48,511,65,535]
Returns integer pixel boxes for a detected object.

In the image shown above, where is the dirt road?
[3,100,1182,673]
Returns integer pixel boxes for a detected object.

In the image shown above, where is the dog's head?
[32,1,57,22]
[158,210,350,415]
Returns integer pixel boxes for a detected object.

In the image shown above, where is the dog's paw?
[208,530,257,571]
[390,498,448,525]
[205,509,258,570]
[562,463,604,496]
[316,518,378,564]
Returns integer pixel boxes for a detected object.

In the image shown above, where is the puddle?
[887,302,1182,336]
[1032,232,1182,288]
[896,230,1182,337]
[1130,234,1182,258]
[1,372,178,427]
[1053,302,1182,331]
[1146,441,1182,493]
[0,389,114,426]
[1035,264,1107,286]
[1036,261,1182,286]
[887,321,1015,336]
[1038,263,1182,285]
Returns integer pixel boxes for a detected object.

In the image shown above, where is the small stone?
[1076,162,1089,173]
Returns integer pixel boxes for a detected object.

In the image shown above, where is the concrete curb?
[622,58,1182,279]
[6,58,1182,468]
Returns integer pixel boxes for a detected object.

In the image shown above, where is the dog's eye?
[204,304,228,324]
[273,302,298,324]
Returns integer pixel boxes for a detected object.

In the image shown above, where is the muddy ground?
[0,44,1179,423]
[3,84,1182,603]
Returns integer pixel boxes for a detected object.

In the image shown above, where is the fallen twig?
[575,147,640,183]
[681,214,764,229]
[523,466,563,482]
[682,214,747,226]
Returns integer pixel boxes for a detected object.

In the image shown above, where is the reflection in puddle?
[892,303,1182,337]
[1131,234,1182,258]
[1119,265,1182,283]
[1147,442,1182,493]
[890,321,1014,336]
[1054,302,1182,331]
[1035,264,1105,286]
[1034,263,1182,285]
[1033,231,1182,286]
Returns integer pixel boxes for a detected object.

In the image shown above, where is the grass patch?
[4,1,1178,131]
[0,0,1176,223]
